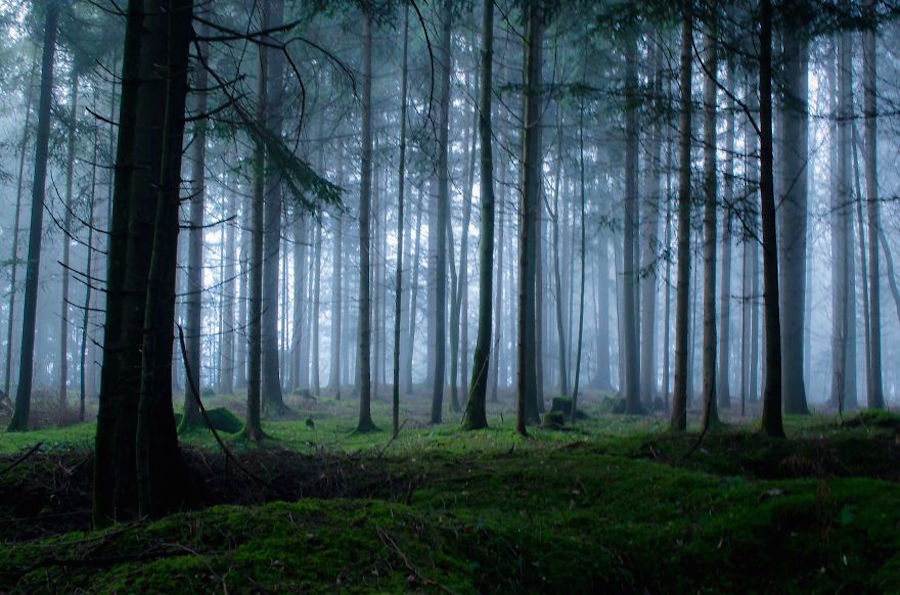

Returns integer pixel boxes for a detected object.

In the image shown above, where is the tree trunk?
[59,70,79,409]
[640,42,663,409]
[551,111,569,397]
[392,4,410,436]
[244,13,268,442]
[219,190,236,395]
[405,189,424,395]
[758,0,785,438]
[622,35,641,415]
[80,108,99,421]
[863,0,884,409]
[3,50,37,398]
[670,0,693,432]
[330,213,343,395]
[700,11,719,431]
[517,0,543,434]
[356,6,376,433]
[717,62,735,411]
[571,91,588,422]
[430,0,451,424]
[8,2,59,432]
[463,0,494,430]
[182,31,208,430]
[778,6,810,415]
[261,0,287,415]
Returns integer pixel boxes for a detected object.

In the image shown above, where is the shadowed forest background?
[0,0,898,591]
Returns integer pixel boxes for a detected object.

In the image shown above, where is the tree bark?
[778,4,810,415]
[622,34,641,415]
[700,8,719,431]
[758,0,785,438]
[261,0,288,415]
[182,30,208,430]
[59,70,79,409]
[356,6,376,433]
[670,0,693,432]
[430,0,451,424]
[3,50,37,398]
[863,0,884,409]
[8,2,59,432]
[517,0,543,434]
[462,0,495,430]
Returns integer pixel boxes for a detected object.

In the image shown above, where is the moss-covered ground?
[0,391,897,592]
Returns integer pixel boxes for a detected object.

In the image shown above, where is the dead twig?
[0,442,43,477]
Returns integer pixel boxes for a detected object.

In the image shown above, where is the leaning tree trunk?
[670,0,693,432]
[700,11,719,431]
[758,0,785,438]
[8,2,59,433]
[462,0,495,431]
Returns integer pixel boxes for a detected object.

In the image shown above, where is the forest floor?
[0,389,897,593]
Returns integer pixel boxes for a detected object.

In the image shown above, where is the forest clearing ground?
[0,390,897,592]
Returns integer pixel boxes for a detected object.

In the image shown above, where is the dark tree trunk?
[182,31,208,430]
[330,212,343,394]
[778,4,810,415]
[717,61,735,411]
[622,34,641,415]
[517,0,543,434]
[8,2,59,432]
[392,4,410,436]
[700,10,719,431]
[863,0,884,409]
[59,70,79,409]
[430,0,451,424]
[244,14,268,442]
[356,7,376,433]
[462,0,495,430]
[758,0,785,438]
[3,51,37,397]
[219,190,236,395]
[261,0,287,415]
[670,0,693,432]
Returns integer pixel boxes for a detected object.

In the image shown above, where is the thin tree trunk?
[758,0,785,438]
[550,110,569,397]
[431,0,451,424]
[405,188,423,395]
[59,70,79,409]
[622,34,641,415]
[356,6,376,432]
[330,212,343,394]
[80,108,98,421]
[700,10,720,431]
[571,92,587,422]
[670,0,693,432]
[9,3,59,432]
[182,31,208,429]
[863,0,884,409]
[220,190,236,395]
[717,60,735,411]
[3,50,37,398]
[463,0,494,429]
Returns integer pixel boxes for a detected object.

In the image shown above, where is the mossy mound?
[174,407,243,434]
